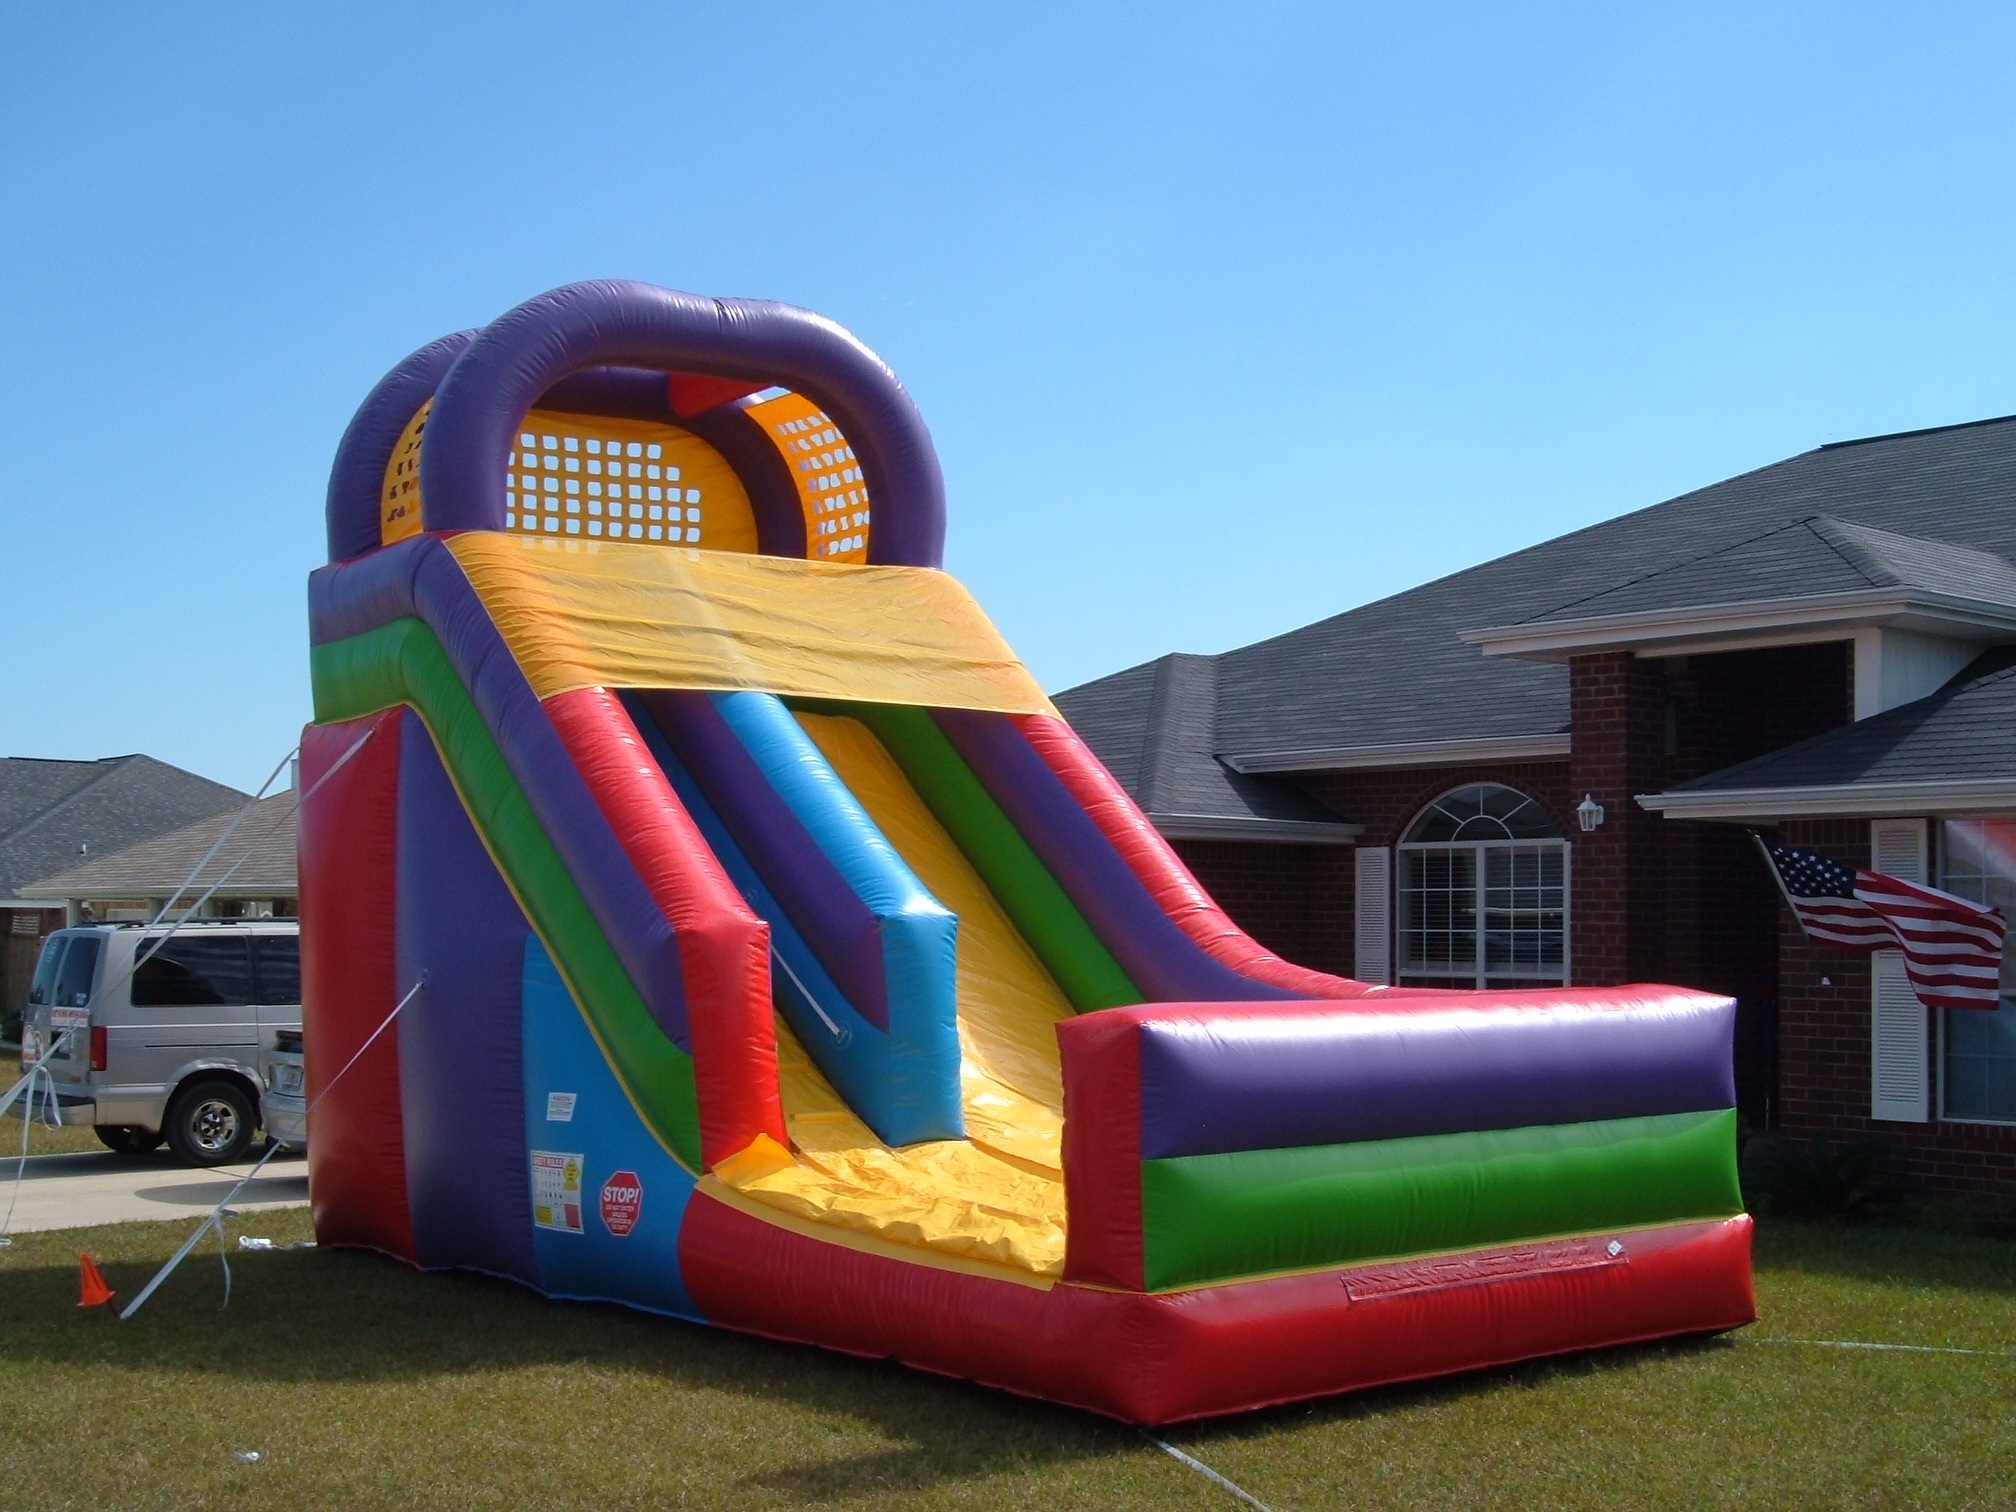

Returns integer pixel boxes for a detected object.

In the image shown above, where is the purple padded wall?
[396,709,539,1284]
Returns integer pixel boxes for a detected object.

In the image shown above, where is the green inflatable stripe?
[790,699,1140,1012]
[1140,1108,1743,1291]
[311,618,704,1171]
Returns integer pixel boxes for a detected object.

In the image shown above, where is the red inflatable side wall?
[543,686,784,1169]
[1057,1007,1144,1289]
[682,1194,1756,1424]
[299,711,415,1261]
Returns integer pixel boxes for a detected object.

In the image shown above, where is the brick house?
[0,755,247,1030]
[18,789,299,927]
[1056,416,2016,1196]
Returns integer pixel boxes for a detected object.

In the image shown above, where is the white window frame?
[1934,814,2016,1128]
[1395,825,1570,991]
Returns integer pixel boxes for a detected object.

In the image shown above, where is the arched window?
[1397,784,1567,989]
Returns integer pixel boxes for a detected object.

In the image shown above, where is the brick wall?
[1169,840,1354,978]
[1569,653,1668,984]
[1775,818,2016,1197]
[1562,643,1854,1119]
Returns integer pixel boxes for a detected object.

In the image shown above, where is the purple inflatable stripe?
[324,330,475,564]
[419,280,944,567]
[1136,996,1739,1159]
[395,711,539,1283]
[931,707,1291,1003]
[633,690,890,1031]
[309,536,691,1050]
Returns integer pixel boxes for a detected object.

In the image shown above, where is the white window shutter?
[1354,846,1392,986]
[1869,818,1930,1123]
[1870,817,1927,883]
[1870,950,1929,1122]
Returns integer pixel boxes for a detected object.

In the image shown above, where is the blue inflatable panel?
[621,695,962,1146]
[521,935,702,1321]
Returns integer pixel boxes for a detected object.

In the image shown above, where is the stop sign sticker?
[599,1171,643,1237]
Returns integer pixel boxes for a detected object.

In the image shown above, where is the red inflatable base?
[680,1195,1755,1423]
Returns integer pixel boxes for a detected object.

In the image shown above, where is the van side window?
[132,937,252,1007]
[254,937,301,1004]
[53,936,101,1008]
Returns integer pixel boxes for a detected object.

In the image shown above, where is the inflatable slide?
[300,280,1754,1423]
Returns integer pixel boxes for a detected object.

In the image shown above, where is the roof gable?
[0,755,249,900]
[20,790,297,900]
[1654,647,2016,802]
[1518,515,2016,626]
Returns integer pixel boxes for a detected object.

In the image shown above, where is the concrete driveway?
[0,1148,309,1235]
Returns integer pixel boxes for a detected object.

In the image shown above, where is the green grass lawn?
[2,1055,107,1156]
[0,1211,2010,1511]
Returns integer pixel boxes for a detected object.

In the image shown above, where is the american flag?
[1757,838,2007,1012]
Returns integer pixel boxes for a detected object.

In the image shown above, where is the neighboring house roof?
[0,756,249,905]
[1056,414,2016,816]
[1641,648,2016,821]
[19,790,297,903]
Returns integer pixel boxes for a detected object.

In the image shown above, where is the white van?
[16,921,301,1166]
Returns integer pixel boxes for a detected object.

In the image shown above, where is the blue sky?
[6,4,2016,791]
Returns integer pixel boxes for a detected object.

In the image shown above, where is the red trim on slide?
[681,1196,1755,1423]
[1058,1008,1144,1288]
[542,686,784,1170]
[299,711,415,1262]
[1014,713,1392,1000]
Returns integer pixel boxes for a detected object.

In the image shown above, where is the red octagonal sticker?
[599,1170,643,1237]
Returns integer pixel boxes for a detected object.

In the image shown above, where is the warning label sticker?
[545,1092,577,1122]
[599,1170,643,1237]
[530,1150,584,1233]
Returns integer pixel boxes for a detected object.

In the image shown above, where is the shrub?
[1917,1191,2016,1240]
[1739,1131,1916,1223]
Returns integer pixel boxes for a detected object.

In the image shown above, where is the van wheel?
[164,1080,257,1167]
[94,1125,164,1154]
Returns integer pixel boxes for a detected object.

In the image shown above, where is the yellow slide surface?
[713,713,1075,1276]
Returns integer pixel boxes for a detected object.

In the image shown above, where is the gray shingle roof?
[1524,516,2016,625]
[1663,648,2016,795]
[1054,654,1352,832]
[0,756,249,902]
[1057,415,2016,814]
[19,790,297,901]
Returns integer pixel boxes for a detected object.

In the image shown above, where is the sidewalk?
[0,1148,309,1235]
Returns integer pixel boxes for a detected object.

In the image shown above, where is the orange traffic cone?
[77,1253,115,1308]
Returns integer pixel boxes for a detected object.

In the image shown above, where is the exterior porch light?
[1576,794,1606,832]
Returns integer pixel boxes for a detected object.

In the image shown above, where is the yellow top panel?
[380,404,759,552]
[505,408,757,553]
[741,391,872,563]
[448,532,1056,715]
[380,399,430,546]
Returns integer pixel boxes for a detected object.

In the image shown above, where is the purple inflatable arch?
[322,280,946,568]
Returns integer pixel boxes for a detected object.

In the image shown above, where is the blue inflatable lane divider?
[521,935,702,1322]
[706,691,963,1143]
[620,693,963,1145]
